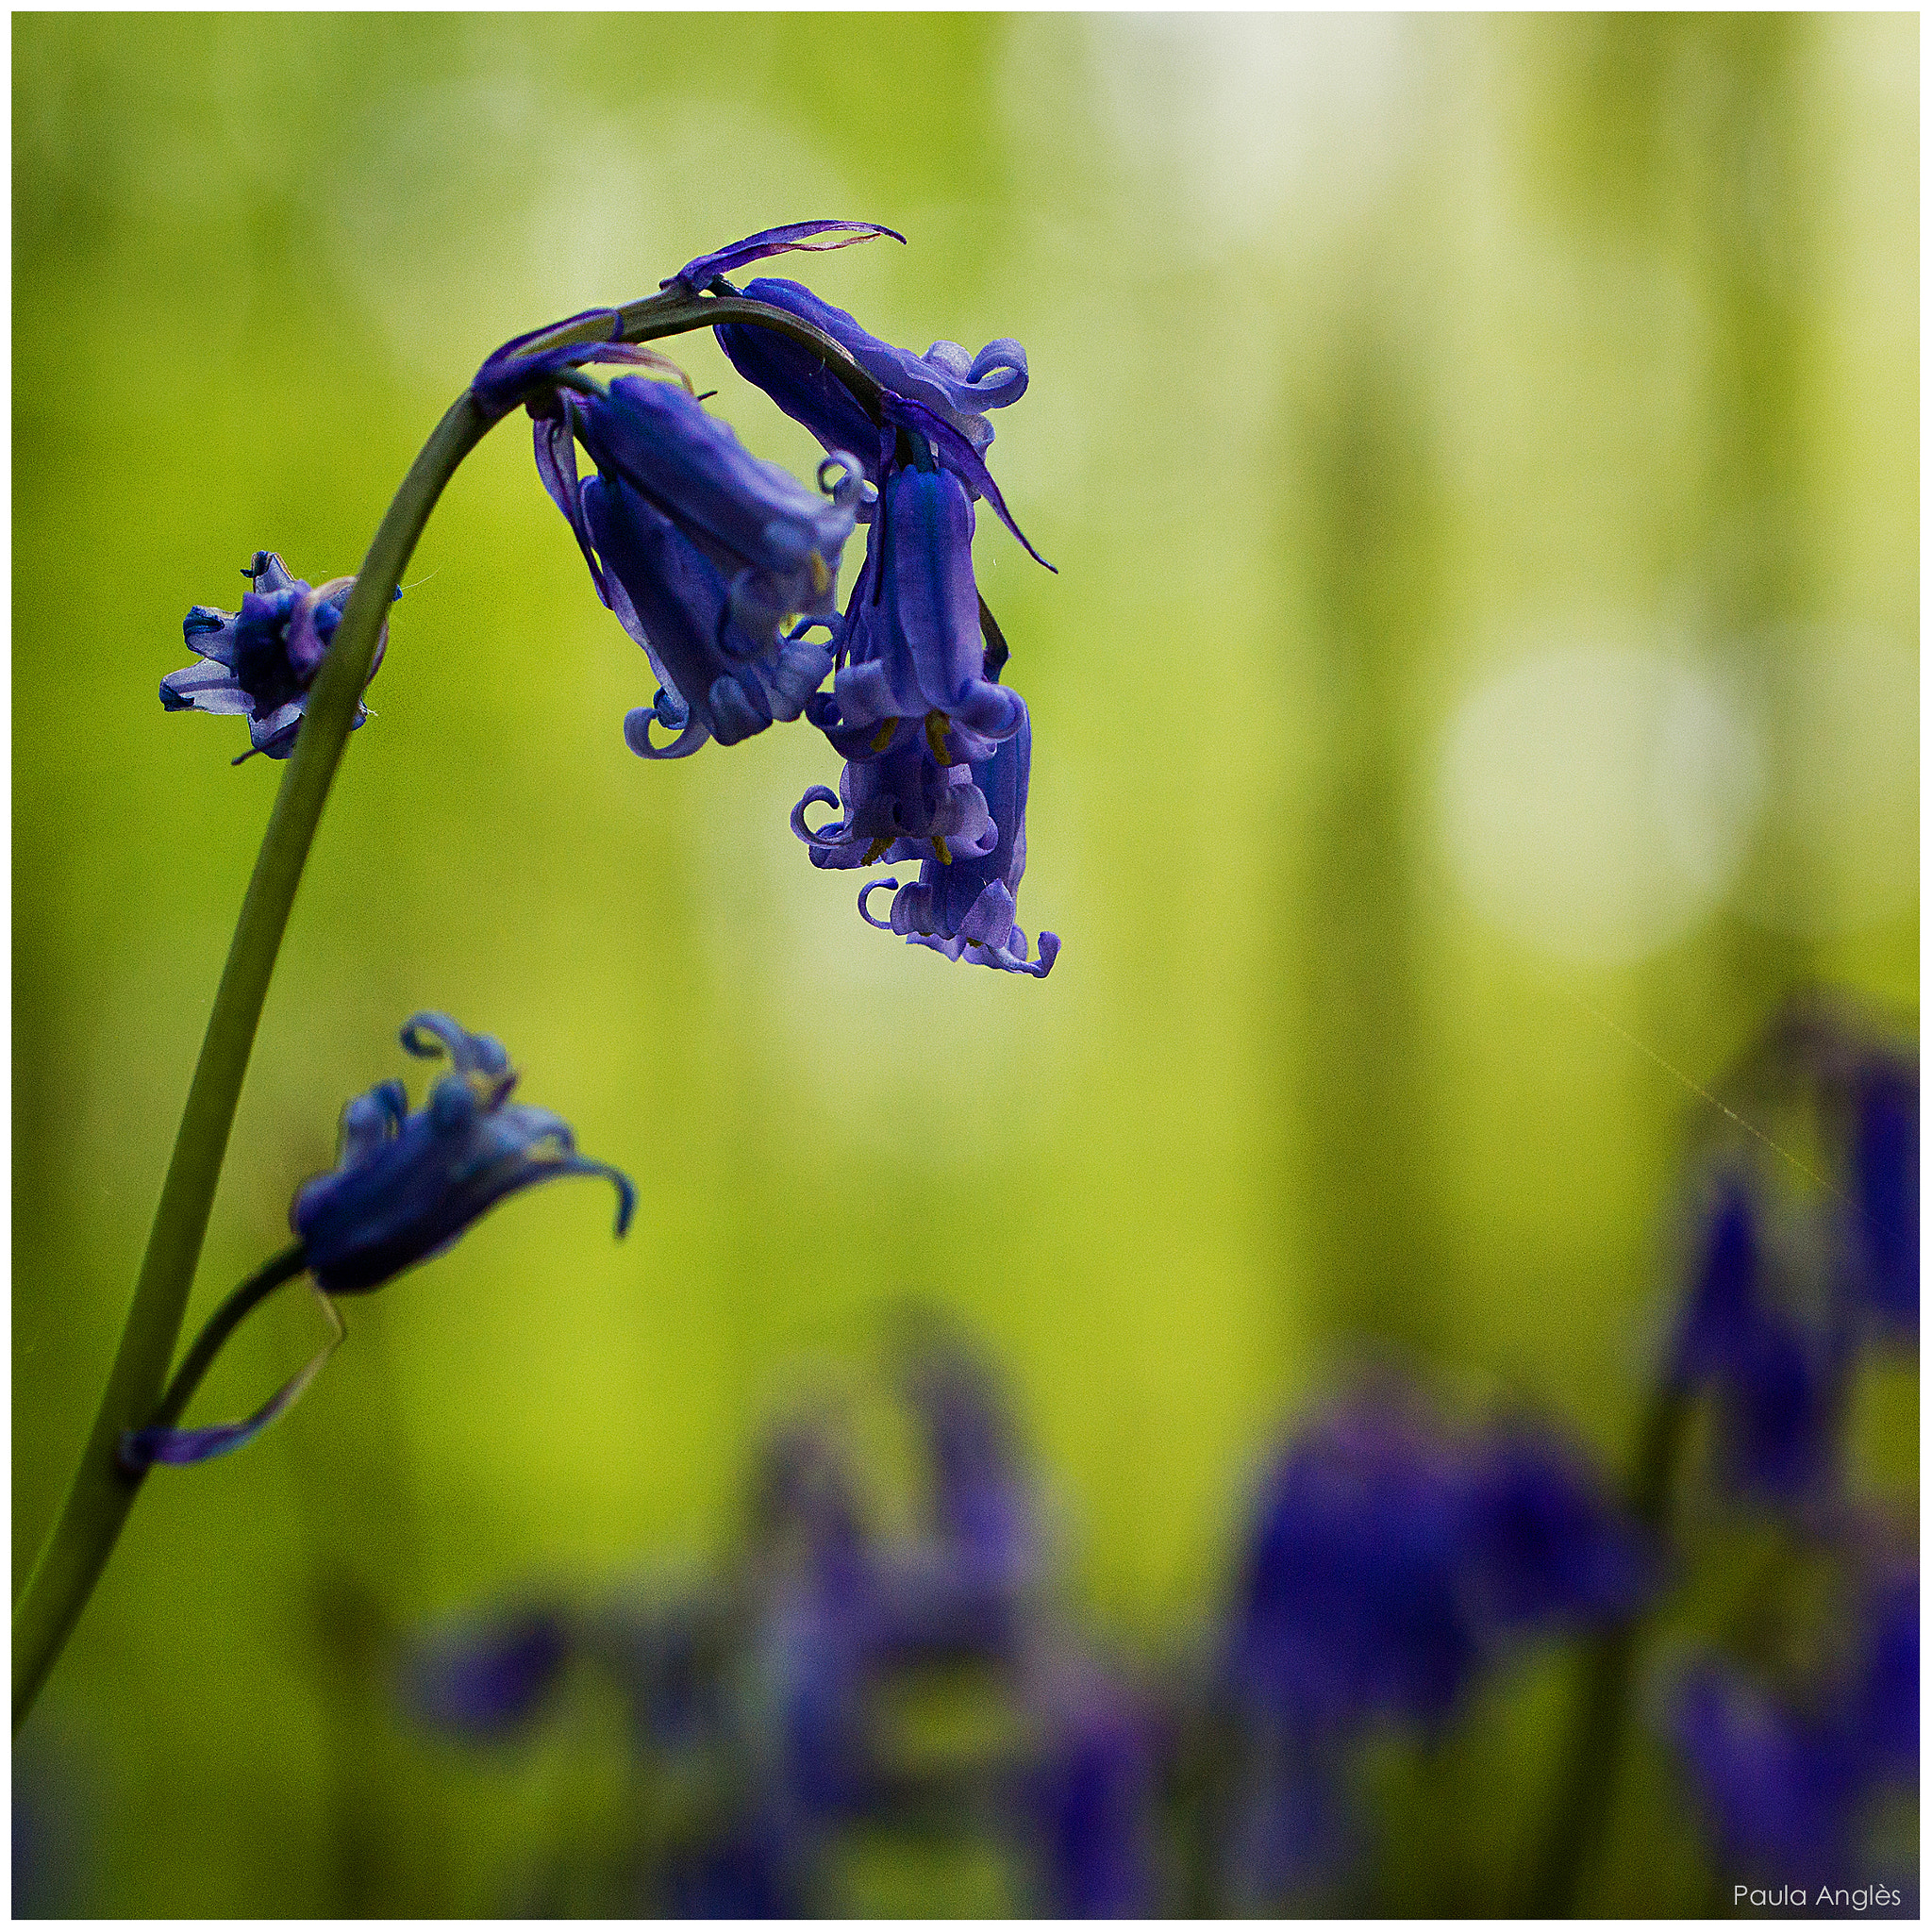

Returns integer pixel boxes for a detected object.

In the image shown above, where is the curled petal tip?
[858,878,902,929]
[608,1165,638,1239]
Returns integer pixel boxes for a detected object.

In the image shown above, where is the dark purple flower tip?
[470,308,695,423]
[163,552,391,763]
[664,219,907,292]
[1848,1055,1918,1331]
[1712,1309,1841,1502]
[402,1605,575,1740]
[1672,1173,1762,1390]
[290,1012,635,1296]
[1460,1427,1654,1633]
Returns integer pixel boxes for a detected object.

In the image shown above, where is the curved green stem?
[11,288,888,1733]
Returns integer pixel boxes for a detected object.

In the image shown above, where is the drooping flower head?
[161,551,394,763]
[494,342,868,758]
[291,1012,634,1295]
[858,708,1059,978]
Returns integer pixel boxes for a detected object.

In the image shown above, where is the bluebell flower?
[1671,1172,1762,1389]
[1229,1396,1484,1735]
[524,374,866,757]
[1846,1052,1918,1332]
[1667,1561,1919,1889]
[1022,1660,1159,1919]
[1670,1169,1846,1503]
[291,1012,634,1295]
[401,1604,575,1740]
[1459,1426,1654,1631]
[1227,1391,1649,1740]
[717,276,1025,478]
[857,708,1059,978]
[161,551,393,763]
[791,730,997,872]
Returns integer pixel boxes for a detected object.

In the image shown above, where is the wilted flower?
[160,551,393,762]
[292,1012,634,1294]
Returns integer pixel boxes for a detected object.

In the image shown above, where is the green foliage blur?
[13,13,1916,1916]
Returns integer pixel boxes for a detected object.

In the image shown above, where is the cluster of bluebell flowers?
[120,1015,632,1471]
[161,551,396,762]
[1208,1385,1652,1907]
[475,222,1060,976]
[401,1333,1152,1916]
[1652,1000,1918,1903]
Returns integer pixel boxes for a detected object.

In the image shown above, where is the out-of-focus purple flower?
[161,551,393,763]
[1670,1171,1846,1503]
[656,1815,808,1920]
[1228,1392,1650,1739]
[1668,1563,1918,1889]
[291,1012,634,1295]
[1847,1053,1919,1332]
[1672,1173,1762,1389]
[1229,1397,1483,1734]
[1460,1427,1654,1631]
[1022,1661,1159,1919]
[858,709,1059,978]
[402,1605,574,1740]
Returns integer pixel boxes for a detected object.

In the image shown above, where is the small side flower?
[160,551,395,763]
[292,1012,635,1295]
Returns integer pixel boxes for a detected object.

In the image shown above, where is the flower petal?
[119,1288,345,1470]
[665,221,906,292]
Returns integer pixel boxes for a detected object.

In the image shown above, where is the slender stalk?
[1524,1383,1690,1915]
[12,289,889,1732]
[130,1243,311,1447]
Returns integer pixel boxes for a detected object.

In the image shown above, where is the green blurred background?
[13,12,1917,1915]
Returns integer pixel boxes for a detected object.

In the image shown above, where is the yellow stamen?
[933,836,952,864]
[808,553,830,597]
[870,719,896,753]
[925,711,951,764]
